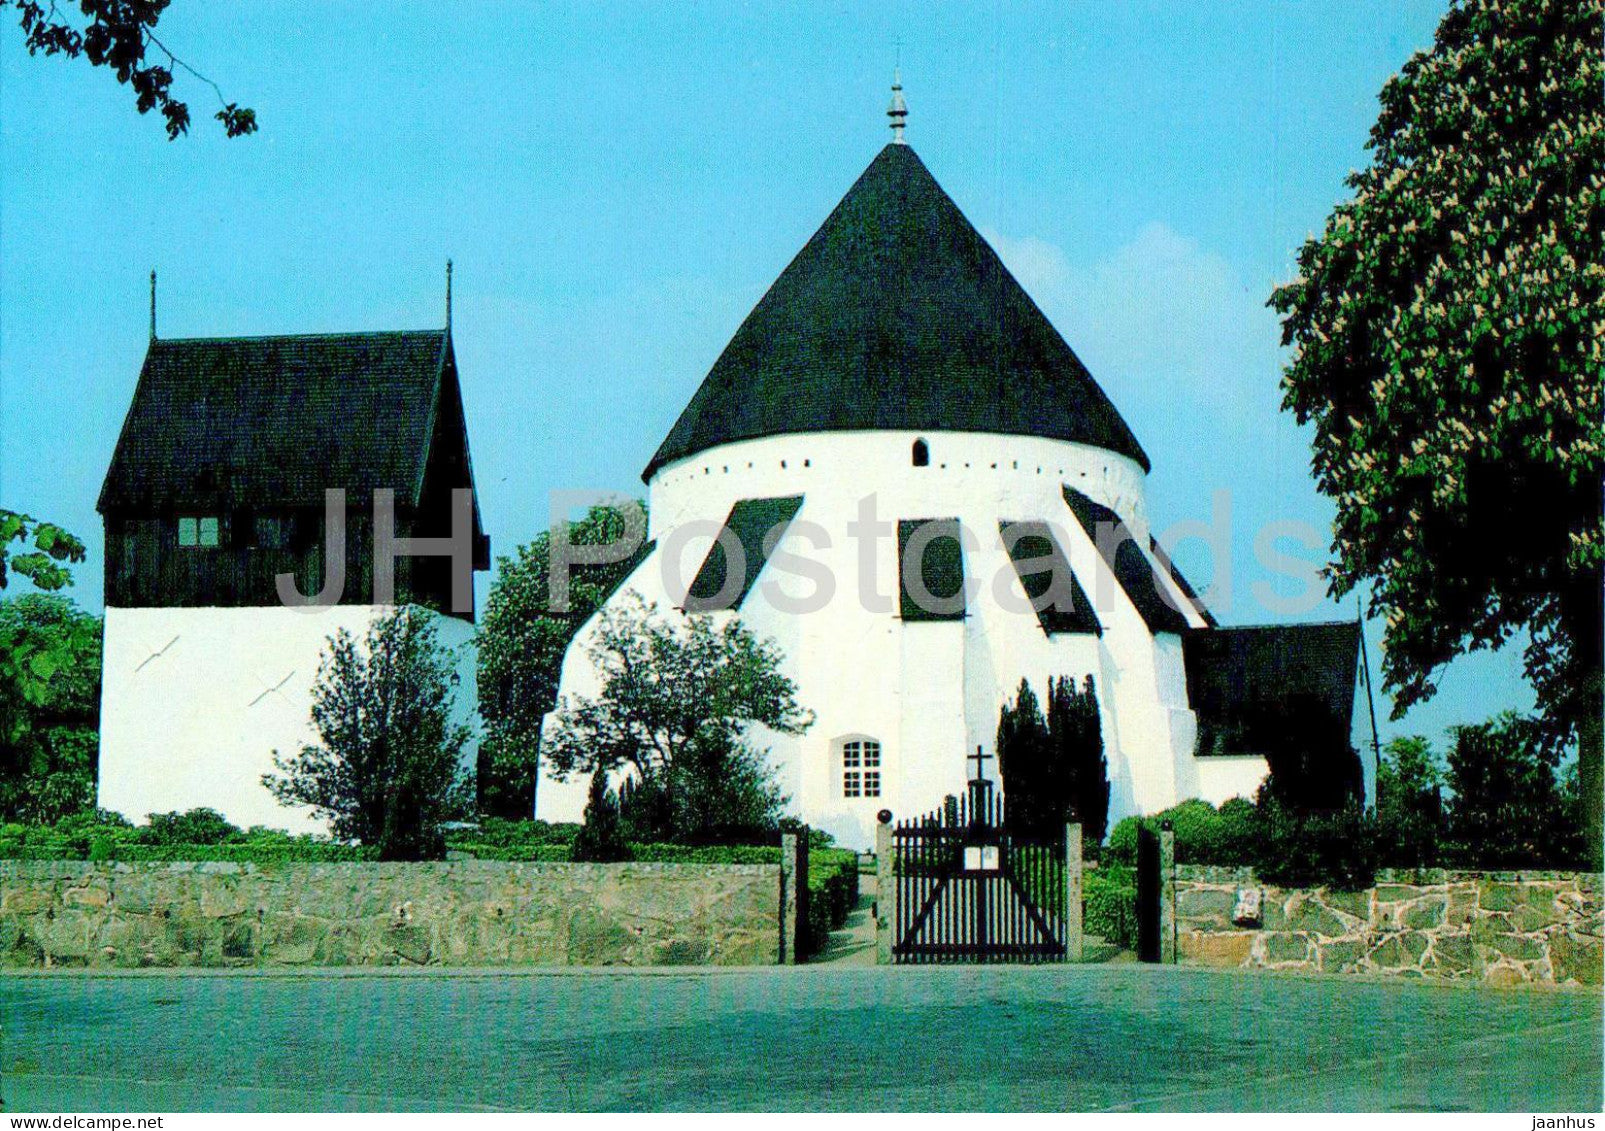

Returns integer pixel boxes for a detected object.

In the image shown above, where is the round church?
[537,87,1366,848]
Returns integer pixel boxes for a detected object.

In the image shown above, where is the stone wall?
[0,860,783,968]
[1174,865,1602,989]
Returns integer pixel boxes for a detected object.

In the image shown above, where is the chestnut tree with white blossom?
[1270,0,1603,845]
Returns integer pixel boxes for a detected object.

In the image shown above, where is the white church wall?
[537,429,1229,849]
[1190,754,1272,807]
[647,430,1152,546]
[99,604,480,835]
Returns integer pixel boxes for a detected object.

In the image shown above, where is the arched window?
[911,439,930,467]
[836,735,882,798]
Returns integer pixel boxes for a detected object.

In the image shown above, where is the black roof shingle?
[684,495,805,612]
[646,144,1148,480]
[99,330,455,512]
[1183,622,1362,758]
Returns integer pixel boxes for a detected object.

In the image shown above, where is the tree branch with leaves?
[5,1,256,138]
[0,510,86,592]
[263,608,471,861]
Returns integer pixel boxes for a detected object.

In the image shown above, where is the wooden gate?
[890,776,1068,963]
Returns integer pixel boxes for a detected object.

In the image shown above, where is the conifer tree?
[572,767,632,862]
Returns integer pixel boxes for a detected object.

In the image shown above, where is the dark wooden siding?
[104,500,474,620]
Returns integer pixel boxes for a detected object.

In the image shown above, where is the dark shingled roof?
[99,330,453,512]
[1150,535,1218,628]
[1183,623,1362,758]
[645,144,1148,480]
[1061,486,1190,634]
[999,520,1102,636]
[684,495,804,612]
[897,517,967,622]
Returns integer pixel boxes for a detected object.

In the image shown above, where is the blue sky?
[0,1,1533,748]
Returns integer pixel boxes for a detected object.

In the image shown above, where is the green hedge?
[447,818,579,850]
[1084,864,1137,951]
[804,848,860,955]
[1105,798,1257,867]
[0,816,374,863]
[1103,796,1380,891]
[444,842,573,862]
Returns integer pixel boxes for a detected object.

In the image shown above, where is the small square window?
[862,742,881,768]
[842,771,862,798]
[843,741,861,768]
[864,771,881,797]
[179,515,221,549]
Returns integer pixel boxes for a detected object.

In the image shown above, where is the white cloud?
[984,221,1282,420]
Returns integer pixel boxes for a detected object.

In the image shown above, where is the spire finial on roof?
[445,259,453,332]
[149,269,157,341]
[887,68,908,145]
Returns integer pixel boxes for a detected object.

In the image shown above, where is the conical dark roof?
[645,143,1148,480]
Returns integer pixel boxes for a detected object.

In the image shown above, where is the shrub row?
[1083,864,1137,952]
[0,812,373,863]
[804,848,861,955]
[1105,796,1386,890]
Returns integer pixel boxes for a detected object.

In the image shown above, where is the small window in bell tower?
[912,439,930,467]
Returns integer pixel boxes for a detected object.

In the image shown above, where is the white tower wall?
[539,429,1267,849]
[99,604,480,834]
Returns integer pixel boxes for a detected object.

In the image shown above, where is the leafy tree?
[0,594,102,822]
[1373,735,1444,867]
[3,1,256,138]
[263,608,471,861]
[478,502,648,817]
[0,511,86,592]
[1253,695,1367,814]
[570,768,631,862]
[1442,711,1583,868]
[541,593,809,844]
[1269,0,1604,843]
[614,732,790,845]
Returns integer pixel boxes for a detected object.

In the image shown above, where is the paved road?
[1,966,1598,1112]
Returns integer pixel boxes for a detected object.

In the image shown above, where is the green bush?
[1251,796,1377,891]
[0,811,374,862]
[453,817,579,849]
[143,808,243,846]
[1084,863,1137,951]
[804,848,860,956]
[1105,798,1256,867]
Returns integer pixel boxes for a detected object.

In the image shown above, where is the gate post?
[780,830,808,965]
[1159,821,1176,965]
[1064,822,1083,962]
[875,813,893,966]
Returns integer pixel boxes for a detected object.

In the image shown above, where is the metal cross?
[968,744,992,782]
